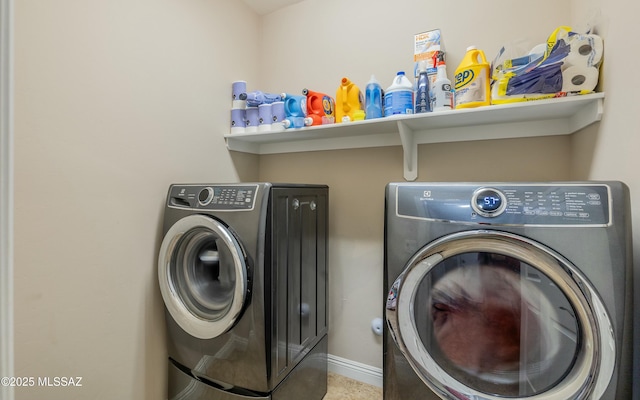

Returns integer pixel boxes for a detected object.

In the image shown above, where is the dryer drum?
[174,228,236,319]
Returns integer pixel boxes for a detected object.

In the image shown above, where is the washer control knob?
[198,187,214,206]
[471,188,507,217]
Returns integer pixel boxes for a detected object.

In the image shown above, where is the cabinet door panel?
[270,188,328,382]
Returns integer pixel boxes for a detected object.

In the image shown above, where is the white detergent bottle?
[384,71,414,116]
[432,51,453,112]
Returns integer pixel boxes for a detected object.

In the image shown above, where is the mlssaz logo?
[455,69,475,89]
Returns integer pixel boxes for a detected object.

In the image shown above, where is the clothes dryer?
[384,182,633,400]
[159,183,328,400]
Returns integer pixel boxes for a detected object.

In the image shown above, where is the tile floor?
[323,372,382,400]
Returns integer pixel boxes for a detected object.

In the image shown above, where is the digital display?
[472,188,506,216]
[477,193,502,212]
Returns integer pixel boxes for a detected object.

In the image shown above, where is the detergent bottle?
[364,75,384,119]
[303,88,335,125]
[282,93,311,129]
[431,51,453,112]
[335,77,364,123]
[454,46,491,109]
[384,71,413,116]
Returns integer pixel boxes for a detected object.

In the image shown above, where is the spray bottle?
[414,62,431,113]
[431,51,453,112]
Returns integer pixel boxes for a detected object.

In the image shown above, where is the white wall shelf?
[225,93,604,181]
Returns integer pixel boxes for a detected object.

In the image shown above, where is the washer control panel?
[168,184,258,210]
[396,184,611,226]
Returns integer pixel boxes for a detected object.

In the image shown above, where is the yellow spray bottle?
[454,46,491,109]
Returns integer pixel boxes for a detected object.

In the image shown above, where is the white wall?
[14,1,258,398]
[258,0,571,97]
[569,0,640,395]
[258,0,576,369]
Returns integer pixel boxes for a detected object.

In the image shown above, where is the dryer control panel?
[396,184,611,226]
[168,184,258,210]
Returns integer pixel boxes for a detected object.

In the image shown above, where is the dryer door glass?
[419,252,577,396]
[159,214,248,340]
[386,230,614,400]
[172,227,239,320]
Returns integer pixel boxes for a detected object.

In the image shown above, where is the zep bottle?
[454,46,491,109]
[384,71,413,116]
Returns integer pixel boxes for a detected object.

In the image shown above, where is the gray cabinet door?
[271,187,328,382]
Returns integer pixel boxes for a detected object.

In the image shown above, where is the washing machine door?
[386,230,615,400]
[159,214,248,340]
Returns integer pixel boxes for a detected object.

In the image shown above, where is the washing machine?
[158,183,328,400]
[384,182,633,400]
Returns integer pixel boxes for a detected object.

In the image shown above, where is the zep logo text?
[455,69,475,89]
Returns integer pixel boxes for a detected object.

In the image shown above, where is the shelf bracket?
[397,121,417,181]
[569,96,604,132]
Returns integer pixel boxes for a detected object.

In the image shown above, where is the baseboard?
[327,354,383,388]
